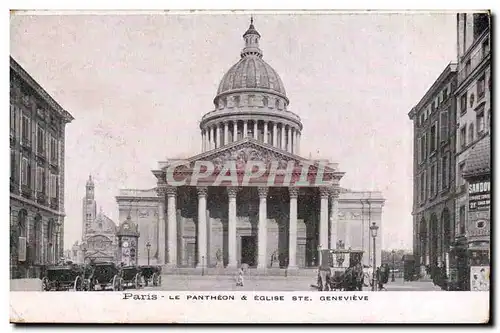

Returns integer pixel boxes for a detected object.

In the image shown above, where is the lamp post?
[146,241,151,266]
[369,222,379,291]
[82,245,87,265]
[391,249,396,282]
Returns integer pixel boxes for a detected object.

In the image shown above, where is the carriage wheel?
[152,273,158,287]
[42,277,50,291]
[74,276,82,291]
[134,274,140,289]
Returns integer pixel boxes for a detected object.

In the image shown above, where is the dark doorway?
[241,236,257,267]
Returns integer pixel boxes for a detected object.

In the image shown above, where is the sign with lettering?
[469,181,490,211]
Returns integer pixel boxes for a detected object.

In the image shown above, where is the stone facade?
[115,20,385,270]
[9,57,74,279]
[408,64,458,277]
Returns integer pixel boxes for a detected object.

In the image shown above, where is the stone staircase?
[161,266,318,277]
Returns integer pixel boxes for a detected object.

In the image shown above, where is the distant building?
[10,57,74,279]
[75,176,119,263]
[408,63,458,279]
[450,12,491,290]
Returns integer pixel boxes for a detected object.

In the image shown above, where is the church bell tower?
[82,174,97,241]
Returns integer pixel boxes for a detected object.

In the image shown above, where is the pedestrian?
[236,267,244,287]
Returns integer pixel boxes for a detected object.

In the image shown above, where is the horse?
[342,264,365,291]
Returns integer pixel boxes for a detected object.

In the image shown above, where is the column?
[233,121,238,142]
[329,188,339,250]
[156,187,166,265]
[319,187,329,249]
[288,187,298,269]
[253,120,258,140]
[272,122,278,147]
[243,120,248,138]
[166,186,177,267]
[263,121,268,144]
[227,187,238,268]
[215,124,220,149]
[294,130,299,154]
[201,130,206,152]
[281,124,286,150]
[297,131,301,155]
[257,187,268,269]
[206,127,211,151]
[224,122,229,146]
[196,187,208,268]
[287,126,292,153]
[211,126,216,150]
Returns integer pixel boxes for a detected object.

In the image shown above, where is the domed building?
[116,20,385,271]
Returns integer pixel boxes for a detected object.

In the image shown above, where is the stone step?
[161,266,319,277]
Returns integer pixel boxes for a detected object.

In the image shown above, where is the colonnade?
[201,120,301,155]
[156,185,340,269]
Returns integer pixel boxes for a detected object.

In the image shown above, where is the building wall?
[408,63,458,275]
[455,13,491,247]
[9,58,73,279]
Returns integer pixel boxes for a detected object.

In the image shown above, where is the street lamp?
[391,249,396,282]
[146,241,151,266]
[369,222,379,291]
[82,245,87,264]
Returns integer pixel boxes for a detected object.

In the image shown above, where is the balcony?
[21,184,32,199]
[36,191,47,205]
[50,198,59,211]
[21,138,32,149]
[10,179,19,194]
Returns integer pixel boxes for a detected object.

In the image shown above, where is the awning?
[463,135,490,179]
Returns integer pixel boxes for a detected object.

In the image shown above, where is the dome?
[216,56,287,97]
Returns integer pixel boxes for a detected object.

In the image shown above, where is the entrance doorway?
[241,236,257,267]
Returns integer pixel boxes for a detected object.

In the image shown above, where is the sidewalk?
[384,278,443,291]
[10,278,42,292]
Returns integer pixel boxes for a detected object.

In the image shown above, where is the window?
[476,110,485,134]
[10,150,16,181]
[36,166,46,193]
[430,164,437,197]
[460,93,467,114]
[441,154,449,190]
[419,135,426,162]
[473,13,489,39]
[487,109,491,130]
[482,38,490,57]
[468,123,474,143]
[465,60,471,76]
[431,102,436,113]
[49,174,57,198]
[21,157,29,186]
[420,171,426,203]
[21,114,30,141]
[460,126,466,149]
[430,122,437,152]
[458,162,466,187]
[10,104,16,134]
[419,113,425,127]
[459,205,466,235]
[37,126,45,154]
[440,111,449,140]
[443,87,448,101]
[477,75,485,98]
[417,137,422,163]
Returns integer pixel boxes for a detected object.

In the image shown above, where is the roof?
[463,135,491,179]
[10,56,74,123]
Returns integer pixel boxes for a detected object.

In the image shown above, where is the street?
[143,276,443,292]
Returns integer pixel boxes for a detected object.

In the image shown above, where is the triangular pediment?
[156,138,344,187]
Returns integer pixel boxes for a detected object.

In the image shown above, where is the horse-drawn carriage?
[315,248,365,291]
[86,262,123,291]
[140,265,162,287]
[41,264,86,291]
[120,265,142,290]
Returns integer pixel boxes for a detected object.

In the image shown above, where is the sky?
[10,12,457,251]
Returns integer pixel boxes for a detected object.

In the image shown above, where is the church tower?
[82,175,97,241]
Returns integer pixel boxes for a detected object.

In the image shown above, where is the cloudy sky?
[10,12,457,251]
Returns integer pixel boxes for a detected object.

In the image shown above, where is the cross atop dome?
[241,16,262,58]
